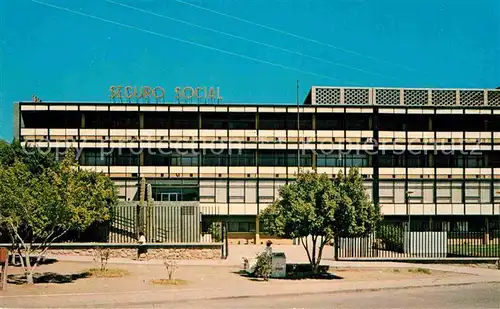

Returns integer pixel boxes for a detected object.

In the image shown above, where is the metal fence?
[48,202,226,245]
[338,223,500,259]
[104,202,226,244]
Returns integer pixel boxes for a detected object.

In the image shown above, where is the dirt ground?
[1,260,468,296]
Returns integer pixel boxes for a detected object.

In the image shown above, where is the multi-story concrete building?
[14,86,500,243]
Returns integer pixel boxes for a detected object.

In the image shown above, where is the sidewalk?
[46,253,499,277]
[1,269,499,308]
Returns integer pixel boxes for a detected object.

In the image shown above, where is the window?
[201,113,227,129]
[229,150,255,166]
[171,112,198,129]
[228,222,256,232]
[107,149,139,166]
[80,149,107,166]
[259,113,286,130]
[316,113,343,130]
[344,114,370,130]
[228,113,255,129]
[200,180,215,202]
[215,180,227,203]
[436,181,452,203]
[480,182,491,203]
[229,181,245,203]
[465,181,480,203]
[378,114,405,131]
[259,181,275,203]
[85,112,139,129]
[379,181,394,203]
[407,181,424,203]
[406,114,430,131]
[244,181,257,203]
[317,154,343,167]
[379,154,403,167]
[287,152,313,167]
[143,112,169,129]
[345,154,368,167]
[258,151,286,166]
[407,154,427,167]
[202,151,227,166]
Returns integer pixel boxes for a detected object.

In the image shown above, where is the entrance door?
[160,193,181,201]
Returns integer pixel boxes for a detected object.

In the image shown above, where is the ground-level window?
[228,222,256,232]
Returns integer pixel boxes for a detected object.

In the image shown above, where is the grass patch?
[448,244,499,257]
[408,268,432,275]
[391,268,401,273]
[150,279,188,285]
[86,268,130,278]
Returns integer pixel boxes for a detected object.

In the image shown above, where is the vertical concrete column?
[139,113,144,166]
[81,113,85,128]
[484,217,489,245]
[255,215,260,245]
[139,113,144,129]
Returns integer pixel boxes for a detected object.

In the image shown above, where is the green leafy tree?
[0,149,117,284]
[0,139,56,175]
[260,168,381,273]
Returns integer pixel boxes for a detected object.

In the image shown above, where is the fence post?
[334,235,339,261]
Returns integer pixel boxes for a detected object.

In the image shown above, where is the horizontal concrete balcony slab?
[378,108,406,114]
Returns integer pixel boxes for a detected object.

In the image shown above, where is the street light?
[406,190,414,232]
[496,191,500,269]
[406,190,414,255]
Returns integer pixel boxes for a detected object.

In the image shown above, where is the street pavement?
[126,283,500,309]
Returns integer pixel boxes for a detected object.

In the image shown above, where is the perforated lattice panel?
[375,89,400,105]
[315,88,340,105]
[432,90,456,106]
[460,90,484,107]
[403,90,428,106]
[487,90,500,106]
[344,88,370,105]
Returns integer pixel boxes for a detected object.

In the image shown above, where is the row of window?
[75,149,500,168]
[114,178,500,205]
[379,181,500,204]
[21,111,500,131]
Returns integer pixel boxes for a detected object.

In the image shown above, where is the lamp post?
[406,190,414,232]
[406,190,414,254]
[496,191,500,269]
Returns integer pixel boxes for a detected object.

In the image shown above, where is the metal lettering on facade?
[109,85,222,103]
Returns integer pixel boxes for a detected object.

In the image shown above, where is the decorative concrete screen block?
[403,232,447,257]
[375,89,400,105]
[488,90,500,106]
[432,90,456,106]
[460,90,484,107]
[404,89,428,106]
[271,252,287,278]
[315,88,340,105]
[344,88,370,105]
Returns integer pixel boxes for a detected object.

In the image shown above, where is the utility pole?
[297,80,300,171]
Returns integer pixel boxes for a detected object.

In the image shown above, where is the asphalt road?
[2,283,498,308]
[140,283,500,309]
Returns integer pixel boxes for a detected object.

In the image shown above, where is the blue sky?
[1,0,499,140]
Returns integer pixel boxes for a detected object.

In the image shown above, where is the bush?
[376,225,404,253]
[253,252,272,281]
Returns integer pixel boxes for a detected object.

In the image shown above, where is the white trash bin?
[271,252,286,278]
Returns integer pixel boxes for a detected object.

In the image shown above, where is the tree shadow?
[234,264,344,281]
[7,271,91,285]
[8,255,58,268]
